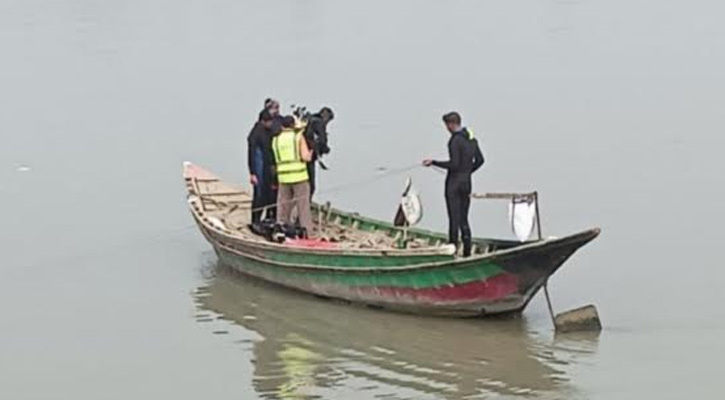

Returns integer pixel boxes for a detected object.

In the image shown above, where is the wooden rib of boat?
[183,162,600,317]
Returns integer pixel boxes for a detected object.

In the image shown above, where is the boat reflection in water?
[194,261,597,399]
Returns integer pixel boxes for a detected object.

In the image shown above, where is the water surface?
[1,1,723,399]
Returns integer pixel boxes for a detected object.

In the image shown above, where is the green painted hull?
[197,222,598,316]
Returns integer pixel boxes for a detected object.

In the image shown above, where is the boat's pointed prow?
[183,162,219,181]
[557,227,601,251]
[585,227,602,242]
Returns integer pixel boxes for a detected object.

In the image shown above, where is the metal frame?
[471,191,543,240]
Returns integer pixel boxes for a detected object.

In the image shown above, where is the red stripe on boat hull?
[357,274,519,303]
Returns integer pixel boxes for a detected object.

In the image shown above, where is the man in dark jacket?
[303,107,334,197]
[247,109,278,224]
[423,111,484,257]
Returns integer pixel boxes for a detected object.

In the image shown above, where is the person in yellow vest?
[273,115,314,236]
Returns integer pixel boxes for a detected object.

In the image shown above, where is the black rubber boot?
[462,239,472,257]
[462,228,472,257]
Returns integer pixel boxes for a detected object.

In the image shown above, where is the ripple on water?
[192,263,594,399]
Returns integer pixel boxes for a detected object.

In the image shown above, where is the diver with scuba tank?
[302,107,335,198]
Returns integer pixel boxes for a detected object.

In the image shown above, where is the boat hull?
[206,228,598,317]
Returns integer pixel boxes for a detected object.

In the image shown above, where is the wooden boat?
[184,162,600,317]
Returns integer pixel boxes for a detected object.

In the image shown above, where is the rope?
[318,163,421,196]
[210,163,423,215]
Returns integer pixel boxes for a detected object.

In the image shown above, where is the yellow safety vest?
[273,129,309,184]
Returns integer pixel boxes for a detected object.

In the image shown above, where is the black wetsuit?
[432,128,485,256]
[247,121,277,224]
[303,114,331,197]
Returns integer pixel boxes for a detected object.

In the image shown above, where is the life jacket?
[272,129,309,184]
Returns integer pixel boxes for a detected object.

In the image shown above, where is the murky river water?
[2,1,724,399]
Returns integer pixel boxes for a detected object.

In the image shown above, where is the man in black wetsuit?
[247,109,278,224]
[423,111,484,257]
[303,107,334,197]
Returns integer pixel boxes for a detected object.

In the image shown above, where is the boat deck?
[185,164,453,252]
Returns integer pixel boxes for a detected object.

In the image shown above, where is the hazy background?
[1,0,723,399]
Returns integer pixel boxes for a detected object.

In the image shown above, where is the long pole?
[534,191,543,240]
[543,281,557,329]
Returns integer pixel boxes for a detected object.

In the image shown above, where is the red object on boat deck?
[286,238,339,249]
